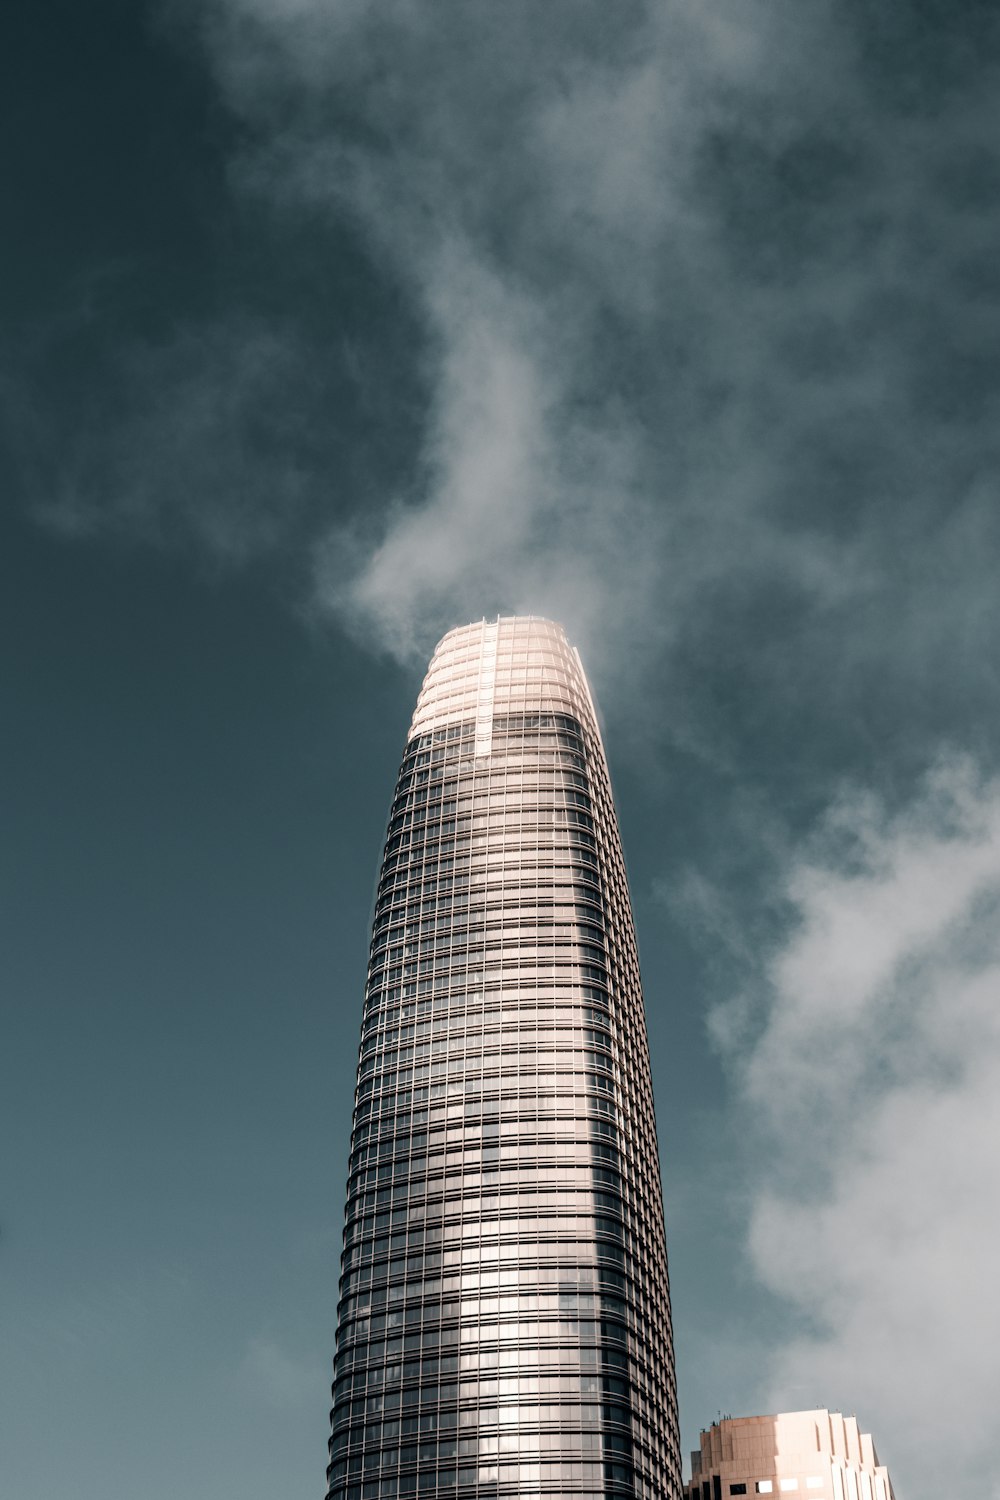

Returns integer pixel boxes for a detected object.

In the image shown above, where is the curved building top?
[407,615,600,756]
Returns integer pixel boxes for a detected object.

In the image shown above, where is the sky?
[3,2,1000,1497]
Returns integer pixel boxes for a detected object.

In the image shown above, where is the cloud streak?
[19,1,1000,742]
[711,757,1000,1499]
[179,0,1000,738]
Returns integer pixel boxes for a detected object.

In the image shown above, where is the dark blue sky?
[4,3,1000,1498]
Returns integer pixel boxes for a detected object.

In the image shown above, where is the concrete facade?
[686,1411,895,1500]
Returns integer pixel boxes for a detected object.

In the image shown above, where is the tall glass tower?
[326,617,681,1500]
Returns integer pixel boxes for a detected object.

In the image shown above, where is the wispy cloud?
[709,757,1000,1498]
[184,0,1000,738]
[16,2,998,748]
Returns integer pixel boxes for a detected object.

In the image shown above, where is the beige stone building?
[686,1410,895,1500]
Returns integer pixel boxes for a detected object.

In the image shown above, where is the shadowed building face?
[326,617,681,1500]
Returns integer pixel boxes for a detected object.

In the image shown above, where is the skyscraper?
[326,617,681,1500]
[686,1410,896,1500]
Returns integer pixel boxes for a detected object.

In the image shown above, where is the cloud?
[711,757,1000,1499]
[16,1,999,754]
[178,0,1000,738]
[317,250,556,660]
[213,0,846,646]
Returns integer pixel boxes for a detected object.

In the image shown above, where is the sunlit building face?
[326,617,681,1500]
[686,1410,896,1500]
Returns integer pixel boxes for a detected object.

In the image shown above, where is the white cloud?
[191,0,863,671]
[716,757,1000,1498]
[184,0,998,735]
[319,250,554,659]
[21,0,998,756]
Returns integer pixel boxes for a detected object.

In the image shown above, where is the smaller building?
[686,1410,895,1500]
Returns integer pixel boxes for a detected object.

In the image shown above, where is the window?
[806,1482,824,1491]
[756,1486,773,1495]
[780,1484,799,1493]
[730,1487,747,1495]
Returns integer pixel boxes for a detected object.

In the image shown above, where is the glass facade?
[326,617,681,1500]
